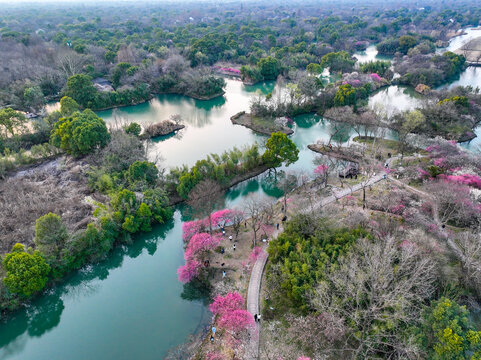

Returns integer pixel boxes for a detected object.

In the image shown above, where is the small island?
[140,120,185,139]
[230,111,294,136]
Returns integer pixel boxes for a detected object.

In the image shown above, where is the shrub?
[51,109,110,156]
[3,243,50,297]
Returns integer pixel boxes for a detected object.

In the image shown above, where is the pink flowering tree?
[177,259,202,283]
[439,174,481,189]
[217,309,254,332]
[249,246,263,263]
[297,357,311,360]
[370,73,381,82]
[182,219,207,242]
[184,233,221,261]
[209,293,254,334]
[209,292,245,315]
[314,164,329,188]
[211,209,235,229]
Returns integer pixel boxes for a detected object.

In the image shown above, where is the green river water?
[1,45,481,359]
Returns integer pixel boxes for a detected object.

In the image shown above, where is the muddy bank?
[307,144,362,163]
[230,111,294,136]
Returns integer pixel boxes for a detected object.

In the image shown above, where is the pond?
[0,69,466,358]
[353,45,393,64]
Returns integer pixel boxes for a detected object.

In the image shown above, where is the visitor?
[221,247,225,254]
[210,336,214,342]
[222,270,226,278]
[276,223,279,230]
[220,226,224,233]
[222,230,226,236]
[257,314,261,322]
[212,326,216,335]
[233,244,236,251]
[254,314,258,322]
[229,235,233,241]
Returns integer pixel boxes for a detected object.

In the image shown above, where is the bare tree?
[231,209,245,240]
[311,236,436,359]
[458,230,481,296]
[243,195,268,246]
[187,179,224,233]
[57,51,87,78]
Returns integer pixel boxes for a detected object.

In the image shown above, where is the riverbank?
[168,164,271,206]
[231,111,294,136]
[455,36,481,65]
[307,143,362,163]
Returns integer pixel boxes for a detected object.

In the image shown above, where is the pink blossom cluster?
[342,79,362,87]
[184,233,221,260]
[209,292,254,333]
[177,259,202,283]
[219,67,241,74]
[205,353,225,360]
[370,73,381,82]
[314,164,329,175]
[389,203,406,215]
[439,174,481,189]
[178,232,220,283]
[182,219,208,242]
[211,209,236,228]
[297,357,311,360]
[249,246,263,263]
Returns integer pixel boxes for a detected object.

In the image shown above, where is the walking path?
[243,155,448,359]
[245,228,281,359]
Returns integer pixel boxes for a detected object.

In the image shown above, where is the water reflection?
[353,45,393,64]
[368,85,423,118]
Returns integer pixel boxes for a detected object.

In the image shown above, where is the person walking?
[276,223,279,230]
[233,243,236,251]
[222,270,226,278]
[229,235,233,241]
[257,314,261,322]
[254,314,258,322]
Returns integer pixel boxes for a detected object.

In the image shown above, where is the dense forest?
[0,0,480,112]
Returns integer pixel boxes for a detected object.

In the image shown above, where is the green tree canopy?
[51,109,110,156]
[60,96,80,116]
[320,51,356,72]
[262,132,299,169]
[3,243,50,297]
[23,86,45,111]
[0,108,27,138]
[34,213,68,261]
[124,122,141,137]
[127,161,158,187]
[257,56,280,80]
[334,84,357,106]
[419,297,481,359]
[65,74,97,108]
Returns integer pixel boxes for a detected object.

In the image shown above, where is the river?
[1,35,480,358]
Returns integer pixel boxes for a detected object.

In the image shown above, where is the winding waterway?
[2,30,481,358]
